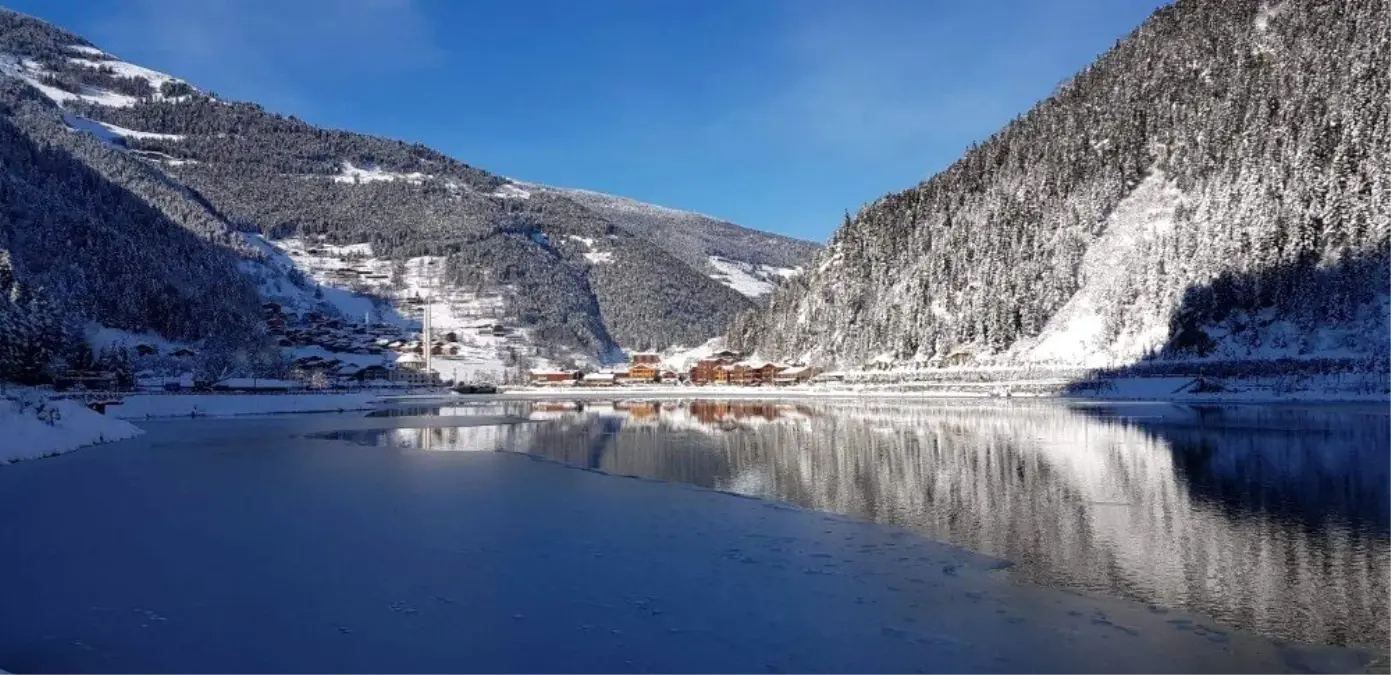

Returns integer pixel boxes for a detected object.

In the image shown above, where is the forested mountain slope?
[525,185,820,299]
[0,74,269,381]
[0,8,787,380]
[730,0,1390,370]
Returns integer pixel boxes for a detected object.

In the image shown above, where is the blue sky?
[10,0,1164,242]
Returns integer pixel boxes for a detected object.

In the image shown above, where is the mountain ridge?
[520,183,819,300]
[730,0,1389,372]
[0,7,817,382]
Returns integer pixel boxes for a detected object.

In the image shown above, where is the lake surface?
[327,399,1390,650]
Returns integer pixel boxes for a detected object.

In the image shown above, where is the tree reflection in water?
[323,398,1387,649]
[505,399,1388,650]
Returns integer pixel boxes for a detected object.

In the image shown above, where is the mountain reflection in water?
[341,398,1391,649]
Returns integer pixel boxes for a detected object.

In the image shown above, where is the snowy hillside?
[732,0,1390,373]
[0,8,805,384]
[524,183,818,300]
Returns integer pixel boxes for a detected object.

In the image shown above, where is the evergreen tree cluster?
[732,0,1390,367]
[540,187,821,286]
[0,79,268,381]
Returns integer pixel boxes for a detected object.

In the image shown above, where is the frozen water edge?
[0,396,143,464]
[0,413,1379,673]
[498,377,1390,403]
[109,391,450,419]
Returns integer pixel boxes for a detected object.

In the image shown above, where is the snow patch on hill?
[331,162,429,185]
[1253,1,1287,33]
[707,256,801,298]
[1020,170,1184,367]
[492,183,531,199]
[565,235,614,265]
[66,44,106,57]
[0,53,137,107]
[659,337,726,371]
[65,56,184,91]
[2,51,190,109]
[64,113,184,143]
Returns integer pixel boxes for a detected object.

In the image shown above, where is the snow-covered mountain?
[0,8,814,383]
[731,0,1389,372]
[522,184,818,299]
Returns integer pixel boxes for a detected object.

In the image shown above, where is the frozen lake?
[333,399,1391,650]
[0,399,1384,672]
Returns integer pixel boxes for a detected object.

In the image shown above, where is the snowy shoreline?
[0,397,143,464]
[495,378,1389,404]
[5,375,1381,467]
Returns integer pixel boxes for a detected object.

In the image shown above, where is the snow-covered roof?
[583,373,616,381]
[530,370,575,377]
[396,352,424,364]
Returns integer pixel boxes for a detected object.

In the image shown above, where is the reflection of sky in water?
[327,399,1389,650]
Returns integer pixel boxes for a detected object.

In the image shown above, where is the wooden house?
[628,363,660,383]
[530,370,581,386]
[689,359,721,384]
[580,373,617,387]
[630,352,661,366]
[773,365,818,386]
[754,362,784,384]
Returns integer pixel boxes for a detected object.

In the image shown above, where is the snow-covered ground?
[707,256,801,298]
[260,235,557,376]
[0,412,1374,673]
[0,394,142,463]
[0,47,193,109]
[491,183,531,199]
[64,113,185,143]
[329,161,428,185]
[1020,169,1184,366]
[65,53,184,93]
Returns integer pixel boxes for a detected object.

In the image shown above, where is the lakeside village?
[48,300,829,395]
[527,351,825,388]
